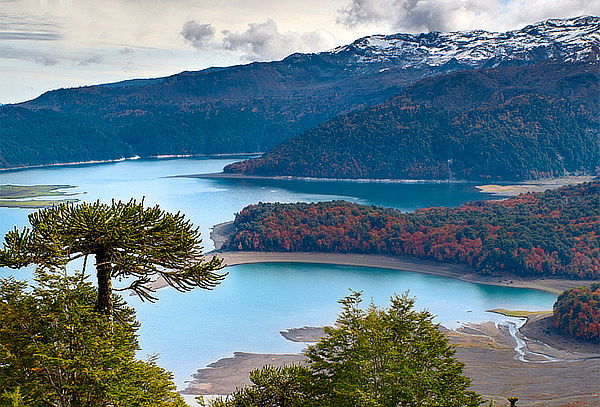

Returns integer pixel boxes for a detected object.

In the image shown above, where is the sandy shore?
[476,175,596,196]
[183,319,600,406]
[184,352,305,396]
[215,251,594,295]
[148,236,596,294]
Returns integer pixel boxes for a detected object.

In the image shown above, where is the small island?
[0,184,80,208]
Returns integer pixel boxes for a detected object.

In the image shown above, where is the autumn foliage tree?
[225,182,599,279]
[553,283,600,340]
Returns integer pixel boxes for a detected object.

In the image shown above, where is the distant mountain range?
[1,16,598,170]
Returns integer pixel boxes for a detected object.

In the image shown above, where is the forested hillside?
[225,61,600,181]
[1,17,597,169]
[225,182,600,279]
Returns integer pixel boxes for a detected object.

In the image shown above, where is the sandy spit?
[476,175,596,196]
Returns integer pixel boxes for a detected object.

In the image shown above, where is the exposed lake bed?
[184,318,600,406]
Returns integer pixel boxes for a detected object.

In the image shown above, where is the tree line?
[225,62,599,181]
[225,182,600,279]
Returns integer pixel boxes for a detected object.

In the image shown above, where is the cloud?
[337,0,395,28]
[180,19,335,61]
[0,11,64,41]
[79,55,103,66]
[337,0,600,32]
[181,20,215,50]
[0,45,61,65]
[35,56,59,66]
[0,31,63,40]
[221,19,335,60]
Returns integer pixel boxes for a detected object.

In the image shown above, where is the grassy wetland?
[0,185,80,208]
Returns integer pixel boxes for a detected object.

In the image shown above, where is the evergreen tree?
[0,199,225,315]
[210,292,481,407]
[306,292,481,407]
[208,365,319,407]
[0,271,187,407]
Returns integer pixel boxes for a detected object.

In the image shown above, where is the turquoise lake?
[0,157,557,388]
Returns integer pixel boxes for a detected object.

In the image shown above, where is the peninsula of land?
[0,184,80,208]
[205,221,597,295]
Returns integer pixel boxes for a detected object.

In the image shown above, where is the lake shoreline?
[182,319,600,406]
[180,171,474,184]
[180,172,596,192]
[0,153,262,173]
[520,313,600,355]
[211,251,593,295]
[205,221,595,295]
[476,175,596,196]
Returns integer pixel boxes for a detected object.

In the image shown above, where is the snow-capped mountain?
[4,16,599,169]
[328,16,599,69]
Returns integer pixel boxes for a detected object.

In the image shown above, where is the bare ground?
[520,314,600,355]
[183,352,305,395]
[213,250,596,295]
[475,175,596,197]
[183,320,600,406]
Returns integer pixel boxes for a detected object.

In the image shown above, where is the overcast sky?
[1,0,598,103]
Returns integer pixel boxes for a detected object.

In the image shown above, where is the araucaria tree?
[0,199,225,315]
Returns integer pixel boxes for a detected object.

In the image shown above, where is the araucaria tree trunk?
[95,249,113,316]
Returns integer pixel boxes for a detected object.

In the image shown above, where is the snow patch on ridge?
[328,16,599,69]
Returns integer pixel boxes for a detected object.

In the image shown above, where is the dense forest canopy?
[0,272,187,406]
[225,61,599,181]
[225,182,600,279]
[553,284,600,340]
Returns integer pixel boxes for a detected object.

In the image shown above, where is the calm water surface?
[0,158,557,388]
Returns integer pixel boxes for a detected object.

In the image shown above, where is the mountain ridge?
[224,60,600,180]
[1,16,598,169]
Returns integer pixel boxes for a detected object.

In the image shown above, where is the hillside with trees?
[225,61,599,181]
[224,182,600,279]
[553,284,600,340]
[1,16,598,170]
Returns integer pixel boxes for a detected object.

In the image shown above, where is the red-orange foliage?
[553,284,600,340]
[226,182,599,279]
